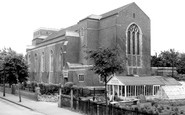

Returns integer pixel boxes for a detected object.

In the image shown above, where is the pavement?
[0,91,82,115]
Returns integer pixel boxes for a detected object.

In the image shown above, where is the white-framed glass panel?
[145,85,153,96]
[114,85,118,96]
[154,85,160,95]
[136,85,144,96]
[126,86,131,97]
[119,85,122,96]
[131,85,135,96]
[110,85,113,95]
[122,86,125,97]
[78,74,85,82]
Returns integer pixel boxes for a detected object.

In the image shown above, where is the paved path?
[0,98,44,115]
[0,92,82,115]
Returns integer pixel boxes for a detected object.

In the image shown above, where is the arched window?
[127,31,131,54]
[41,52,45,72]
[126,23,142,75]
[35,53,37,72]
[49,50,53,72]
[28,54,31,70]
[59,48,63,70]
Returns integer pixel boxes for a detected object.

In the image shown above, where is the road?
[0,98,45,115]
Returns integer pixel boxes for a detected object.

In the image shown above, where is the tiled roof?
[115,76,165,85]
[111,76,181,86]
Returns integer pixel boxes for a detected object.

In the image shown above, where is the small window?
[133,13,135,18]
[35,53,37,60]
[79,75,85,82]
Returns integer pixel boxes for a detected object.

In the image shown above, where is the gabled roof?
[101,2,134,19]
[42,2,135,41]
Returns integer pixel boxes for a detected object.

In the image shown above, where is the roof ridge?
[101,2,135,18]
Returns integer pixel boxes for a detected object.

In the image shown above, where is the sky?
[0,0,185,55]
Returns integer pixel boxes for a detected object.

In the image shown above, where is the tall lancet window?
[126,23,142,75]
[49,50,53,72]
[49,50,53,83]
[41,52,45,72]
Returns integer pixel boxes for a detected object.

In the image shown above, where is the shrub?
[62,82,74,95]
[27,81,37,92]
[137,94,146,103]
[39,83,60,95]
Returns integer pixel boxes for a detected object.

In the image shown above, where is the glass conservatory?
[107,76,170,100]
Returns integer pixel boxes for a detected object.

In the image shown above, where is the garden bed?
[38,94,58,102]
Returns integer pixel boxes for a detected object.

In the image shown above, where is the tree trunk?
[3,71,5,97]
[18,82,21,102]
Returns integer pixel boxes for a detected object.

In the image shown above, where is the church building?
[26,2,151,86]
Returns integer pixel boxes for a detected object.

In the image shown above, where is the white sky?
[0,0,185,55]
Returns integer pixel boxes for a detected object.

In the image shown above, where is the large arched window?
[49,50,53,72]
[126,23,142,75]
[41,52,45,72]
[49,50,53,83]
[35,53,37,73]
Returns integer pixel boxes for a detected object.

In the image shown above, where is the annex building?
[26,2,151,86]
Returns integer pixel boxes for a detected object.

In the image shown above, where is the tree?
[86,47,124,114]
[0,48,29,85]
[159,49,179,67]
[159,49,179,77]
[151,55,164,67]
[0,48,28,101]
[177,53,185,74]
[151,49,180,78]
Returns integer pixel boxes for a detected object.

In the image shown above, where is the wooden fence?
[60,95,153,115]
